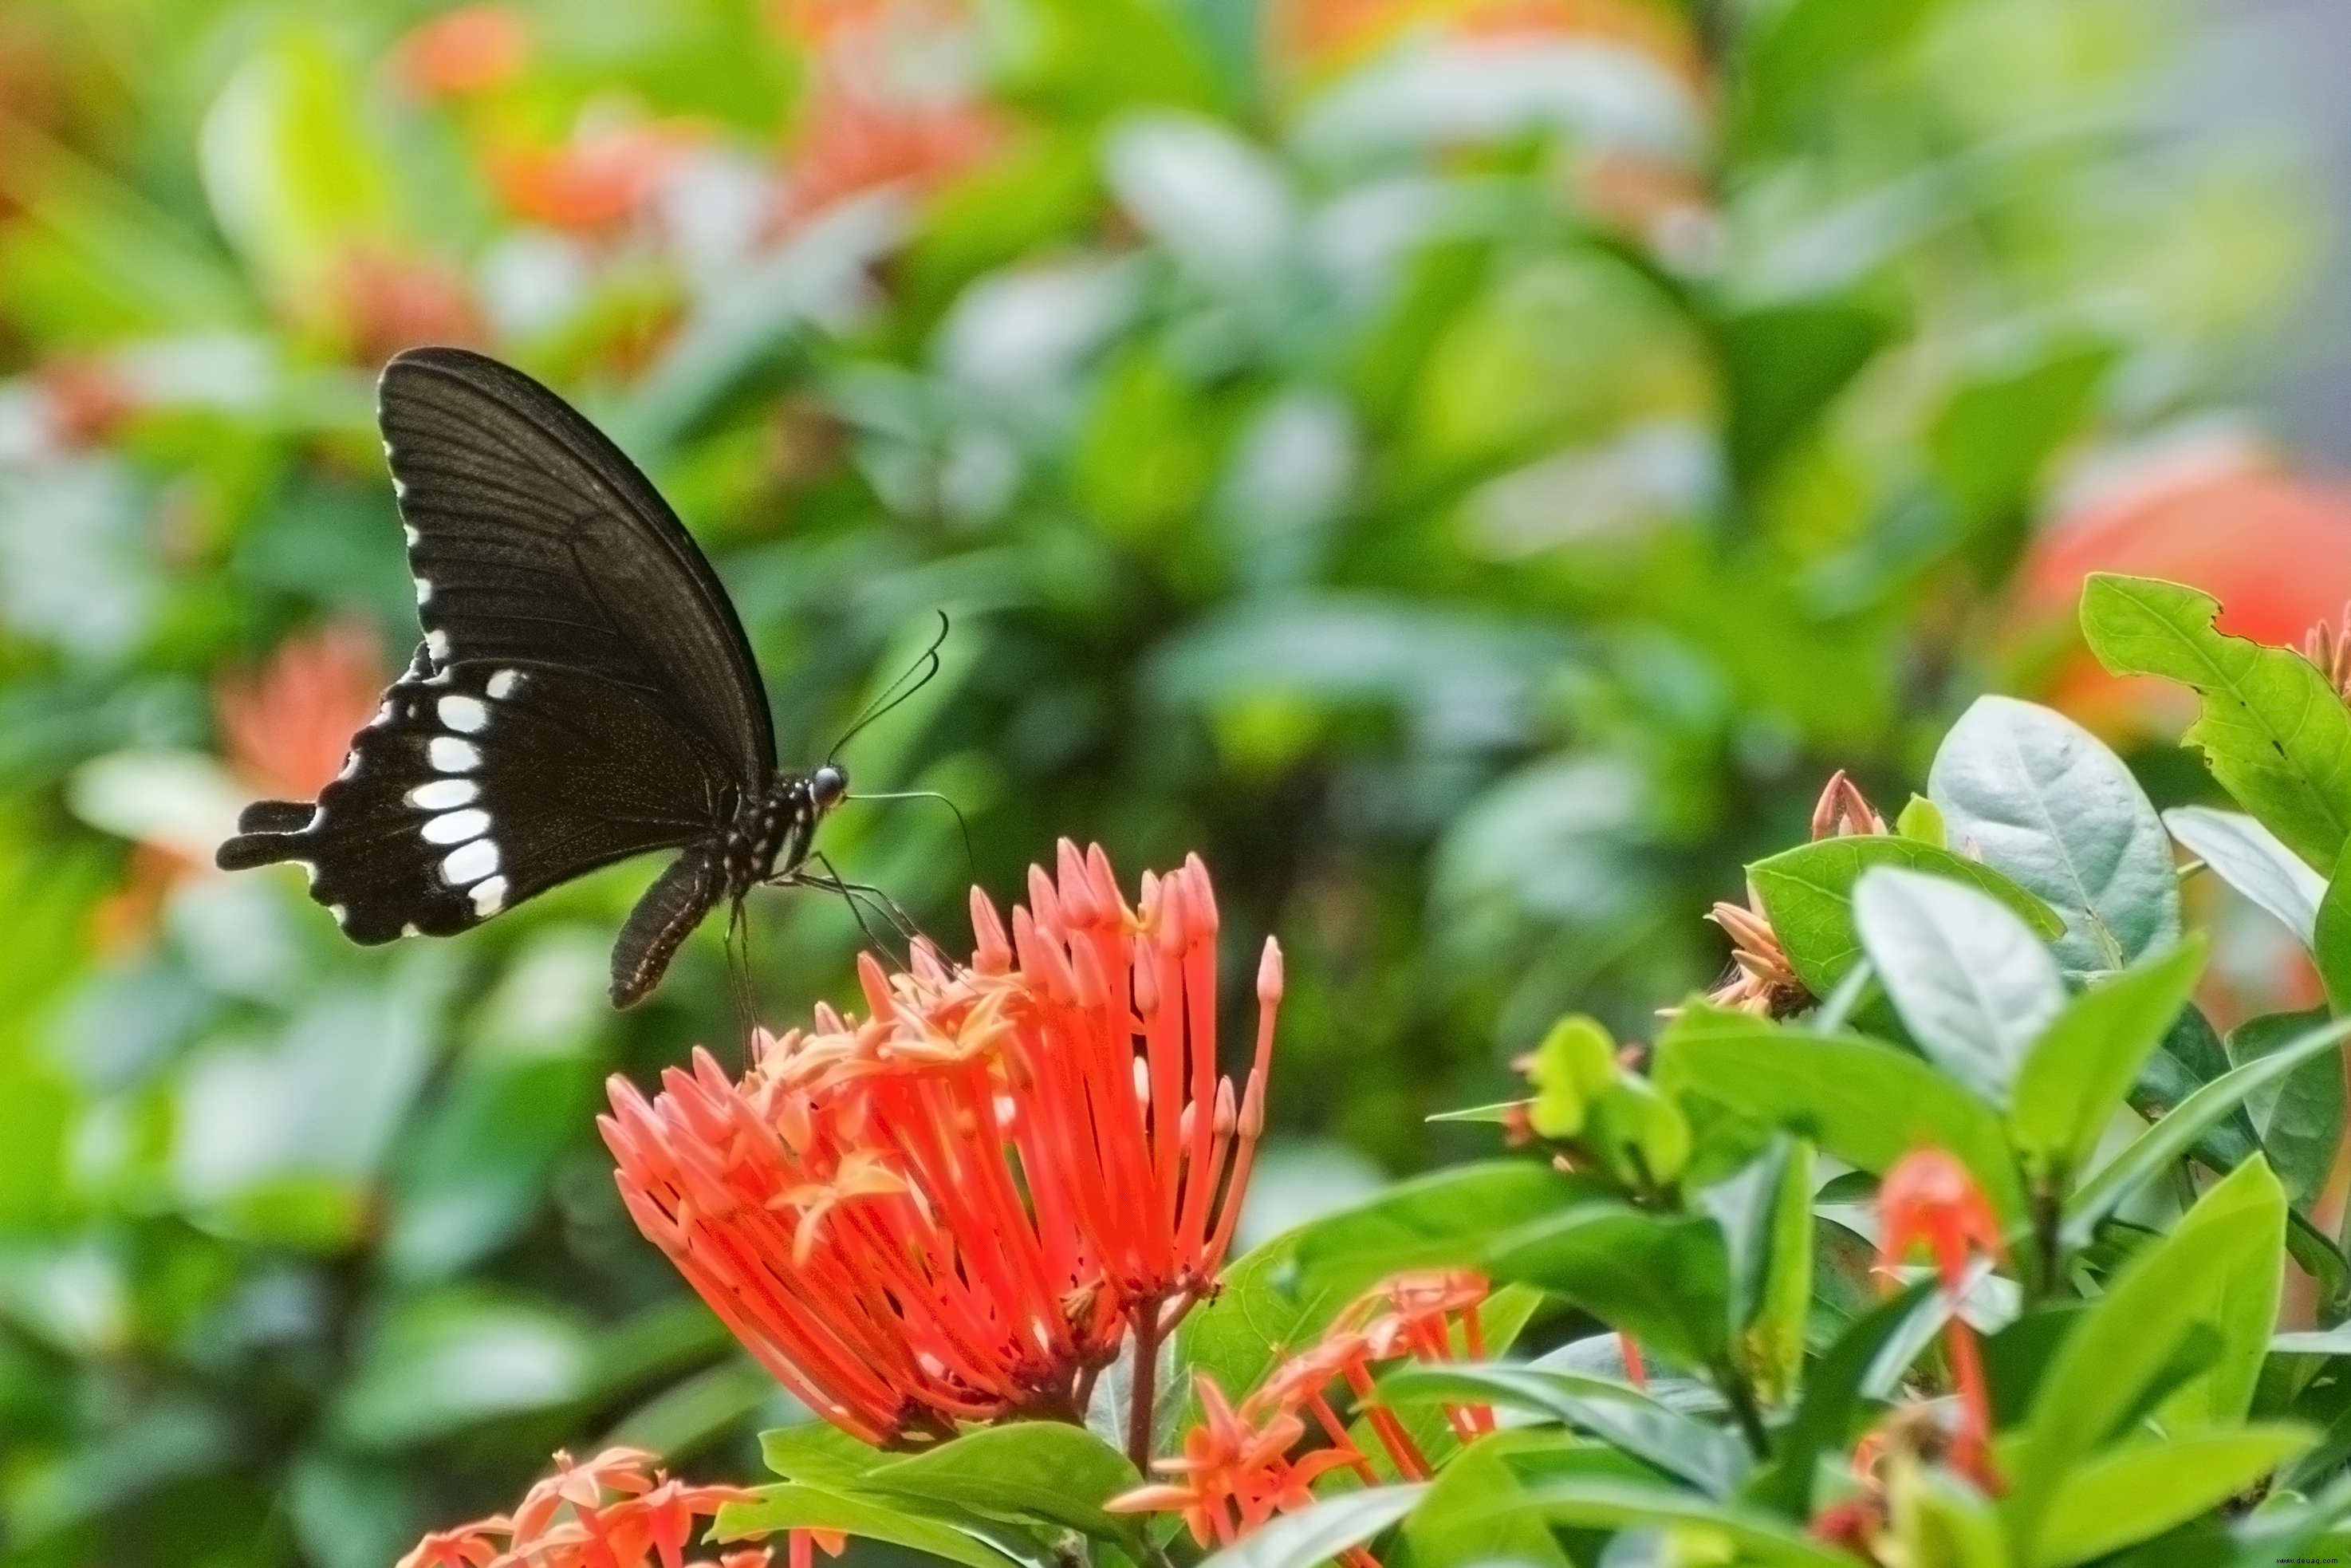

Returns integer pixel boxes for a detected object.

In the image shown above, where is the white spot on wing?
[329,904,348,926]
[438,695,488,733]
[470,875,508,916]
[441,838,500,886]
[401,922,421,939]
[421,808,490,845]
[406,778,477,810]
[426,629,451,661]
[370,700,395,728]
[336,752,359,781]
[429,737,480,772]
[297,859,319,888]
[486,668,524,700]
[393,477,409,501]
[404,523,420,547]
[414,577,432,605]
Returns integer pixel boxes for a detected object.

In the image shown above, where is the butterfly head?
[809,762,849,812]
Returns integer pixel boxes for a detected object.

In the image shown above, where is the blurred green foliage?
[0,0,2316,1560]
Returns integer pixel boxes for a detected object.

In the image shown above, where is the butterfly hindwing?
[377,345,776,792]
[219,645,739,943]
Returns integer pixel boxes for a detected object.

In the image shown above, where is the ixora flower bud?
[1701,769,1888,1017]
[601,844,1283,1449]
[1876,1148,2006,1492]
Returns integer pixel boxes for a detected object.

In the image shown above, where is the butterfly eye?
[811,765,849,809]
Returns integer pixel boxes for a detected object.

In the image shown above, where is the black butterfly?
[217,346,877,1007]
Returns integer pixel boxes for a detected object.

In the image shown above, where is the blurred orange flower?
[214,621,387,801]
[395,4,530,99]
[32,356,139,450]
[332,246,484,366]
[602,845,1282,1446]
[773,73,1001,234]
[492,119,698,235]
[2012,446,2351,735]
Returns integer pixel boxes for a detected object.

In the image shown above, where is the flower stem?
[1126,1298,1164,1471]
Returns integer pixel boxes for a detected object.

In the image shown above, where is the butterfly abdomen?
[611,847,727,1007]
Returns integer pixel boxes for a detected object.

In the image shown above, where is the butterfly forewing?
[217,348,783,976]
[380,346,774,789]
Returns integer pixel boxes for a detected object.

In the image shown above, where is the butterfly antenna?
[828,611,951,762]
[842,789,977,883]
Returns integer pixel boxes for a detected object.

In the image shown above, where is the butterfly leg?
[804,853,923,944]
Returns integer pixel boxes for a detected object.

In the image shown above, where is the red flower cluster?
[394,1446,818,1568]
[602,845,1282,1445]
[1110,1271,1496,1557]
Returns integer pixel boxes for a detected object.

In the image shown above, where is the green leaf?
[2028,1427,2312,1568]
[1183,1163,1589,1428]
[1489,1478,1861,1568]
[1736,0,1950,148]
[331,1290,589,1448]
[1931,343,2113,542]
[1715,301,1887,492]
[2316,837,2351,1012]
[2012,1160,2291,1557]
[1741,1278,1939,1516]
[1749,837,2061,997]
[760,1421,889,1487]
[1487,1205,1731,1367]
[1654,1009,2025,1221]
[1702,1137,1813,1406]
[199,27,397,307]
[2232,1008,2345,1208]
[1380,1362,1750,1496]
[861,1422,1143,1546]
[2153,1158,2289,1427]
[1888,1464,2009,1568]
[2010,937,2206,1182]
[2134,1003,2260,1176]
[2165,806,2325,943]
[715,1484,1039,1567]
[1854,867,2067,1106]
[2080,573,2351,872]
[1198,1485,1426,1568]
[1403,1431,1575,1568]
[2066,1018,2351,1245]
[1896,794,1947,845]
[385,999,600,1284]
[1292,1161,1597,1302]
[1427,1101,1523,1125]
[1928,695,2180,971]
[1749,1139,1814,1408]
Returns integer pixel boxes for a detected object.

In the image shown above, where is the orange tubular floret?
[603,845,1281,1446]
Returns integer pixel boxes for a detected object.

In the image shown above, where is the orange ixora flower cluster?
[1109,1271,1496,1558]
[395,1446,820,1568]
[1703,770,1887,1017]
[603,845,1282,1450]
